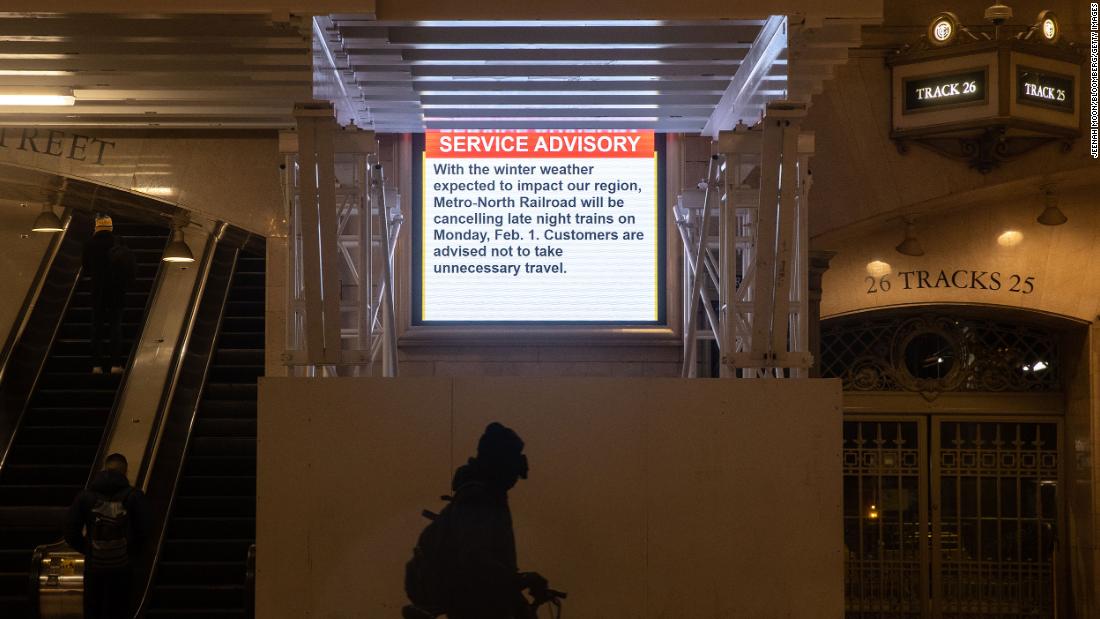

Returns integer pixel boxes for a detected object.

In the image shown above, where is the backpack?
[404,481,485,611]
[87,487,133,569]
[108,242,136,291]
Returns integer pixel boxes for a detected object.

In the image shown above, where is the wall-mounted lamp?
[895,217,925,257]
[30,202,63,233]
[1036,186,1067,226]
[163,215,195,263]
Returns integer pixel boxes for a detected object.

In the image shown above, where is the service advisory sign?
[414,130,664,324]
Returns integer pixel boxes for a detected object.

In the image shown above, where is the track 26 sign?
[903,70,986,112]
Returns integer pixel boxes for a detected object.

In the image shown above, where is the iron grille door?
[931,418,1061,619]
[844,417,929,618]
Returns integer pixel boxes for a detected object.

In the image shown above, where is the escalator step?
[31,387,118,406]
[160,539,254,562]
[156,561,247,585]
[218,316,263,332]
[5,444,98,465]
[0,484,82,506]
[206,366,263,383]
[193,418,256,437]
[216,333,264,348]
[9,425,104,445]
[146,609,244,618]
[0,572,28,596]
[189,437,256,457]
[212,349,263,366]
[35,375,129,392]
[171,497,255,518]
[202,384,257,401]
[195,401,256,418]
[230,273,264,288]
[0,596,29,617]
[149,584,246,609]
[20,408,110,426]
[168,518,255,540]
[0,464,89,485]
[183,457,256,477]
[177,476,255,497]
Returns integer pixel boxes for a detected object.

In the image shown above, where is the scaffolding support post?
[281,108,399,376]
[679,101,812,378]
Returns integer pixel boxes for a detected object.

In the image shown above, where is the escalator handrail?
[0,211,86,477]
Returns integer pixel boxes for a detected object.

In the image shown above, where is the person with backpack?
[65,453,151,619]
[404,422,561,619]
[82,214,136,375]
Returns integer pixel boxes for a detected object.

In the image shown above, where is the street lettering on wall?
[0,128,115,164]
[865,269,1036,295]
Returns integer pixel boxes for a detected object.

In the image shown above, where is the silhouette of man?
[65,453,151,619]
[82,214,134,375]
[406,422,548,619]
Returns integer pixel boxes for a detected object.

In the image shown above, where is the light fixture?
[928,12,961,46]
[30,202,63,233]
[1036,10,1060,43]
[895,218,925,256]
[865,260,891,277]
[997,230,1023,246]
[163,218,195,263]
[1036,186,1067,226]
[0,88,75,106]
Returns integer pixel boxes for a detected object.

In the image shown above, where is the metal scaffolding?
[677,102,813,378]
[281,102,403,376]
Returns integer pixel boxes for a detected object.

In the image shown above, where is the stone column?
[808,250,836,378]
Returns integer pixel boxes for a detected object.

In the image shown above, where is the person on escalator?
[65,452,151,619]
[82,214,135,375]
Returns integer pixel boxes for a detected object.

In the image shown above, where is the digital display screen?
[1017,67,1074,112]
[413,129,665,324]
[903,69,987,112]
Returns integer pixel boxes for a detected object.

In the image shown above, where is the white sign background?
[418,139,660,323]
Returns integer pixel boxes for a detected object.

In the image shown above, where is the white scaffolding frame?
[677,101,812,378]
[281,101,403,377]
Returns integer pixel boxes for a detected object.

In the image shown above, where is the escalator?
[0,219,168,616]
[146,251,264,619]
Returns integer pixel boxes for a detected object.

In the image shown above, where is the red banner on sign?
[425,130,655,158]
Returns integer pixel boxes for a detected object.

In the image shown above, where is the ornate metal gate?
[845,417,928,618]
[844,417,1061,619]
[933,419,1060,618]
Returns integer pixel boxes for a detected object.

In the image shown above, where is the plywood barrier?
[257,377,842,618]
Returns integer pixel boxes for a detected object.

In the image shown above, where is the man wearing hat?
[82,214,134,375]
